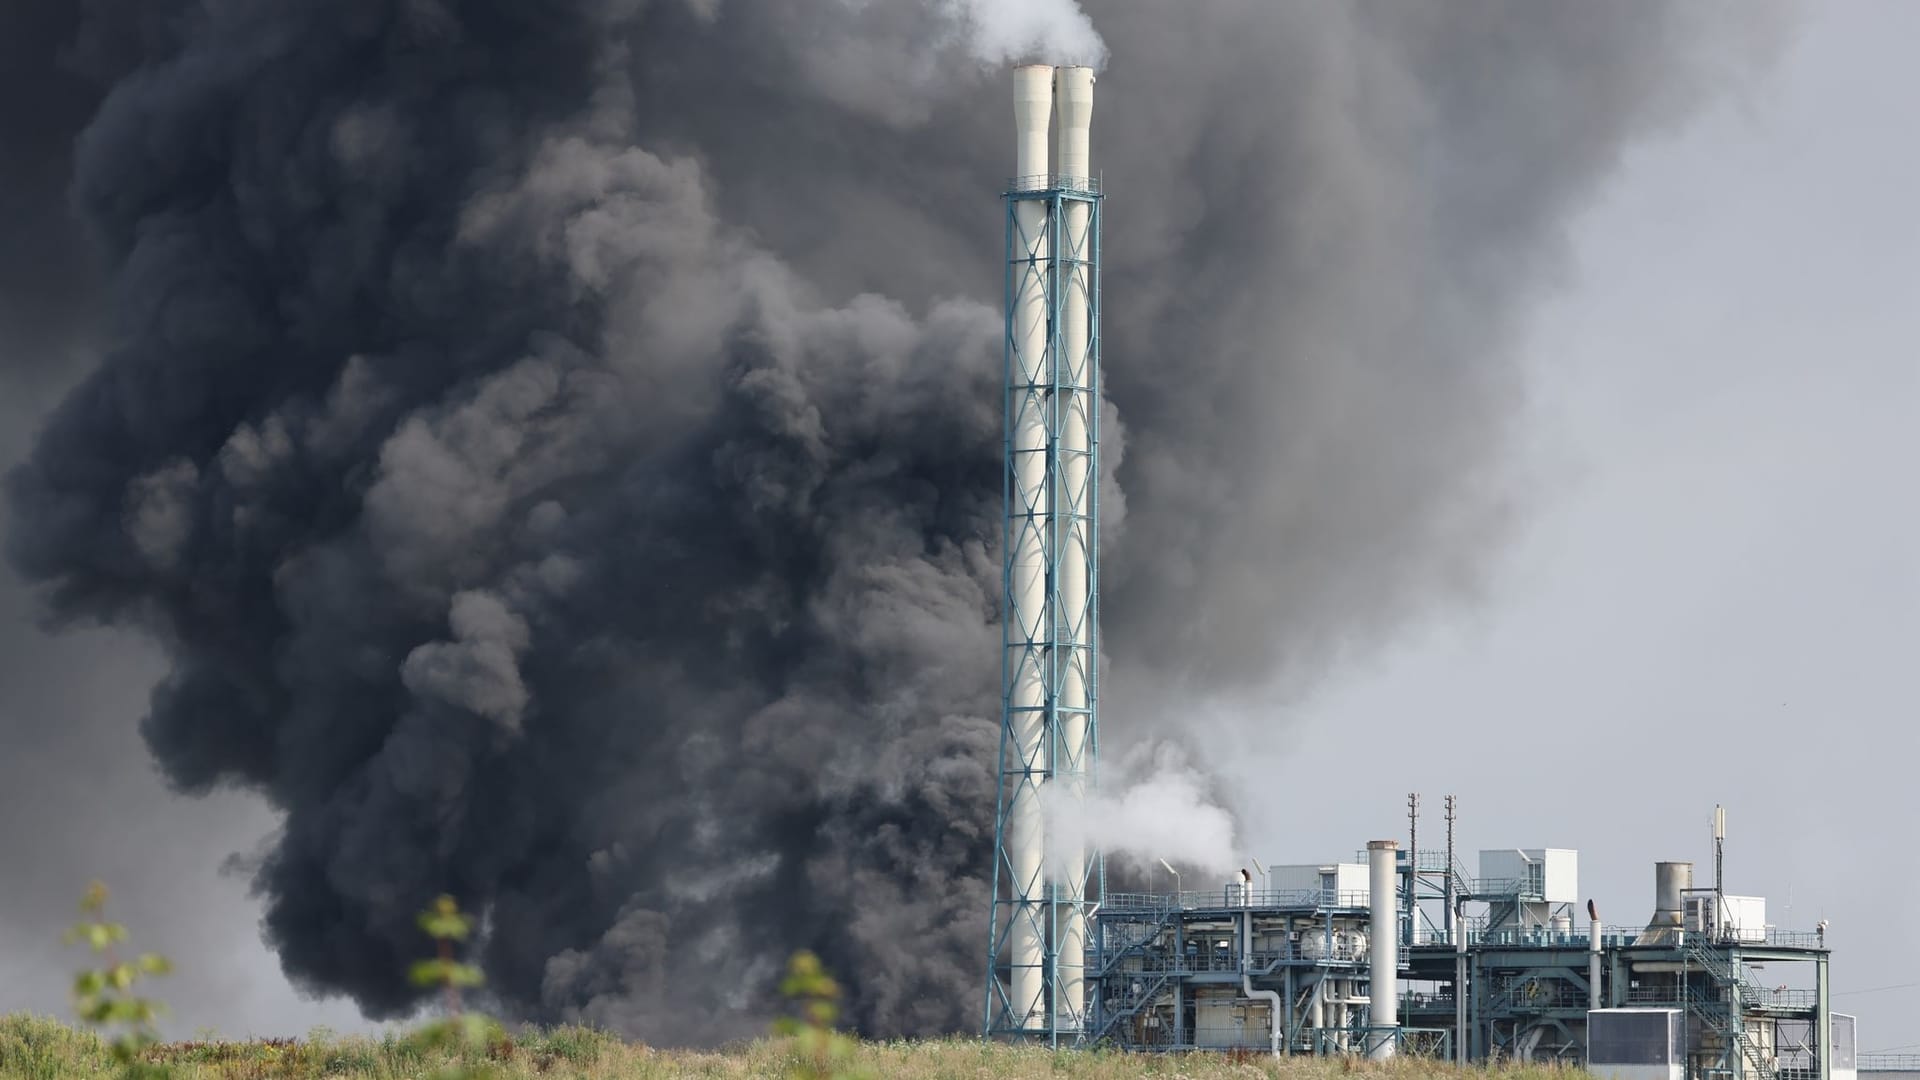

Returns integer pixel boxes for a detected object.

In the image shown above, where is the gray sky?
[0,0,1913,1045]
[1229,0,1918,1048]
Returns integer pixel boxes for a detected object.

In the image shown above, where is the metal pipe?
[1588,899,1603,1011]
[1052,64,1095,1033]
[1240,869,1282,1057]
[1368,840,1399,1059]
[1455,900,1468,1063]
[1005,62,1053,1031]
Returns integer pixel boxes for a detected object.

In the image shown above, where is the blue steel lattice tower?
[984,64,1102,1045]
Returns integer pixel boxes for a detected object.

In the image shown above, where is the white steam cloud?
[943,0,1107,68]
[1043,744,1239,882]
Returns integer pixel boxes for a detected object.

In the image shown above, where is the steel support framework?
[985,178,1104,1045]
[1085,894,1834,1069]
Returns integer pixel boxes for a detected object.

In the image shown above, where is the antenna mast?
[1713,804,1726,940]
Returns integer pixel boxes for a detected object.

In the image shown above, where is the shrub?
[773,951,871,1080]
[64,882,172,1079]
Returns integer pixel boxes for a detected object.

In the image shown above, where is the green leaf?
[416,895,473,941]
[410,958,455,987]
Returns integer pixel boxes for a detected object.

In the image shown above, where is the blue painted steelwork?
[1086,889,1834,1068]
[984,175,1104,1046]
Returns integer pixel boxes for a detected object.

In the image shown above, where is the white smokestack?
[1013,65,1053,189]
[1054,66,1094,186]
[1005,62,1053,1032]
[1368,840,1399,1059]
[1050,61,1095,1036]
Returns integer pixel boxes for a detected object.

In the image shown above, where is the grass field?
[0,1014,1585,1080]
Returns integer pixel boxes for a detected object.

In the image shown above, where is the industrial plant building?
[976,65,1856,1080]
[1085,814,1847,1080]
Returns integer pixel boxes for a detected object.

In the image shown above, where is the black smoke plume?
[5,0,1775,1041]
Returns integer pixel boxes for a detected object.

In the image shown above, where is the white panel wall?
[1268,864,1329,895]
[1334,863,1371,901]
[1543,849,1579,903]
[1725,895,1767,941]
[1478,848,1579,902]
[1268,863,1370,904]
[1480,849,1532,887]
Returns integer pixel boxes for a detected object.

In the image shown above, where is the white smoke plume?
[1044,743,1240,881]
[942,0,1108,67]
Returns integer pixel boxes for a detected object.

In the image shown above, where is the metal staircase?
[1090,904,1183,1045]
[1091,973,1172,1043]
[1685,938,1776,1080]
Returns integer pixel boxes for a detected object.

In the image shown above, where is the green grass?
[0,1014,1590,1080]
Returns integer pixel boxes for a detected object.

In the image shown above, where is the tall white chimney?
[1054,67,1094,186]
[1050,62,1095,1035]
[1004,62,1053,1032]
[1013,65,1054,190]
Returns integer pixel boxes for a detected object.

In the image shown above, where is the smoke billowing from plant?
[1045,744,1240,879]
[5,0,1774,1043]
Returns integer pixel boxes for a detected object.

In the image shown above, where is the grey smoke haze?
[1,0,1777,1042]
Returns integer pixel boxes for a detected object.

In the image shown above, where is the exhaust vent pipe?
[1367,840,1399,1059]
[1588,899,1603,1010]
[1635,861,1692,946]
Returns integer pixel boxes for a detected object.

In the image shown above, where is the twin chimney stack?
[987,65,1104,1045]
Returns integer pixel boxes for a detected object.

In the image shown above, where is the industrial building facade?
[1088,838,1843,1080]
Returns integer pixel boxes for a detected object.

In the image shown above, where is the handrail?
[1101,888,1372,912]
[1098,943,1367,973]
[1004,174,1102,195]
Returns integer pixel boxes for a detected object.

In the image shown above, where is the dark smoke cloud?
[4,0,1777,1041]
[0,2,106,387]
